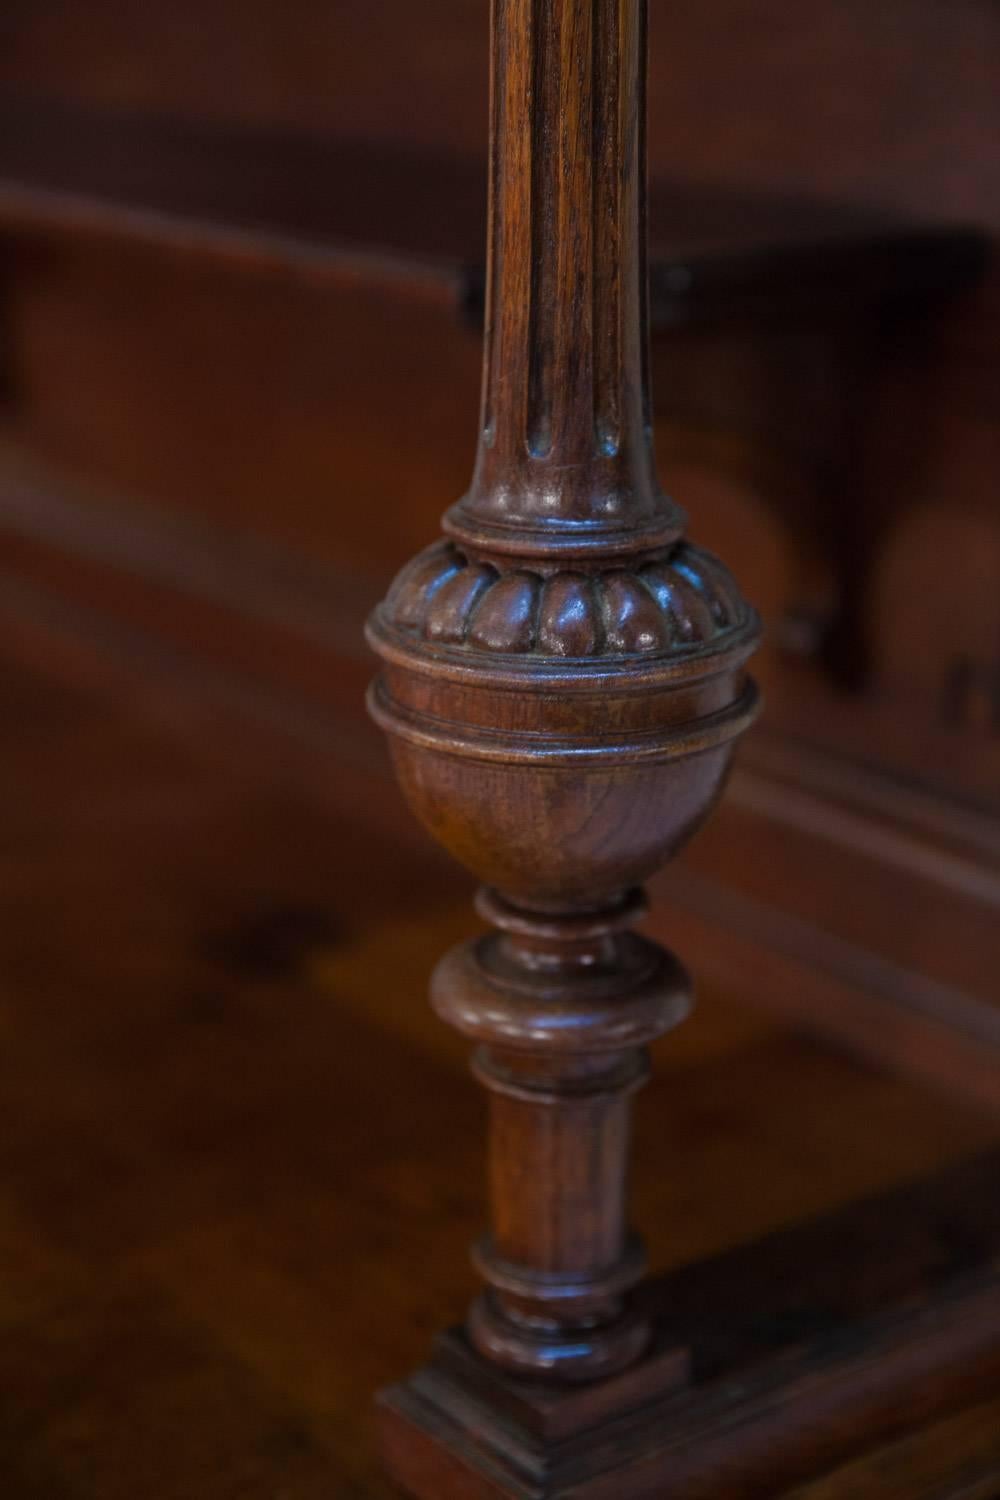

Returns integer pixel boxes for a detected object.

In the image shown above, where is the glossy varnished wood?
[0,602,998,1496]
[382,1153,1000,1497]
[368,0,760,1389]
[2,101,979,317]
[365,0,1000,1491]
[2,445,998,1116]
[0,1,996,1493]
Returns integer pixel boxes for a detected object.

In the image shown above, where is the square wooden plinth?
[379,1154,1000,1500]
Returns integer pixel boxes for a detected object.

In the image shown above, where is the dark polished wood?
[0,2,997,1495]
[369,0,760,1388]
[365,0,1000,1494]
[382,1156,1000,1499]
[2,441,998,1114]
[0,597,998,1497]
[0,99,983,313]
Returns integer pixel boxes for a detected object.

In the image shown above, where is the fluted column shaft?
[446,0,684,561]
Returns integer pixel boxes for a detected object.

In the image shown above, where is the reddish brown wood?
[365,1,1000,1494]
[0,585,998,1497]
[368,0,759,1388]
[0,3,998,1496]
[449,0,682,561]
[378,1153,1000,1498]
[380,1269,1000,1500]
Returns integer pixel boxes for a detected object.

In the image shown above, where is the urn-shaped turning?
[367,539,758,908]
[366,0,759,1383]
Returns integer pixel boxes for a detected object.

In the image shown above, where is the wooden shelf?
[0,101,987,323]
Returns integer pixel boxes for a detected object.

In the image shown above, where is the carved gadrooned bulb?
[383,540,748,658]
[367,539,759,910]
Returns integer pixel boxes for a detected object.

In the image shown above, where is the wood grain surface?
[0,590,997,1496]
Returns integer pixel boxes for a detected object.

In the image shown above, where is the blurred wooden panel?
[1,1,997,228]
[0,578,997,1497]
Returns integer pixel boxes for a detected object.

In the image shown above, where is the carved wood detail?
[381,539,750,657]
[368,0,759,1390]
[449,0,686,564]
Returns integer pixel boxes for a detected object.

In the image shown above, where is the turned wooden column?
[456,0,682,560]
[368,0,759,1384]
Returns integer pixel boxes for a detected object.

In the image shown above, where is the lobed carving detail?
[383,540,749,658]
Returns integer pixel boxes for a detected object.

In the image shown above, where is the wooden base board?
[379,1153,1000,1499]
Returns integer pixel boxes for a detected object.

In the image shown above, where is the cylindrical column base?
[469,1230,651,1380]
[432,887,691,1381]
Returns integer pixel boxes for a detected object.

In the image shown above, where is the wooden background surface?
[2,592,999,1496]
[0,2,998,1492]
